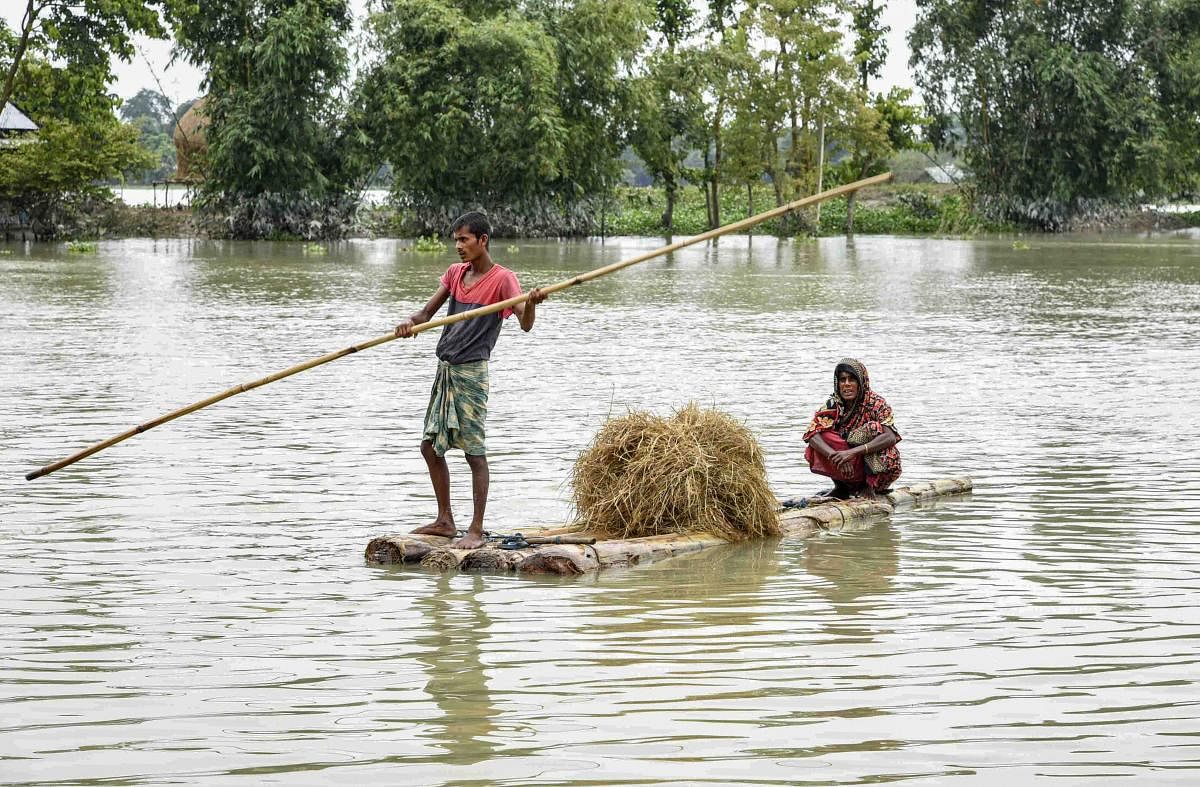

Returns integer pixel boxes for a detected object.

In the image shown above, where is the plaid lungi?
[423,359,489,456]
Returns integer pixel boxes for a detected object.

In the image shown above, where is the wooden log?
[420,547,463,571]
[363,477,973,575]
[519,532,726,575]
[364,533,443,564]
[459,547,520,573]
[515,545,598,576]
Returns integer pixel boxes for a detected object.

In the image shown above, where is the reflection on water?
[410,575,502,766]
[804,524,899,642]
[2,233,1200,783]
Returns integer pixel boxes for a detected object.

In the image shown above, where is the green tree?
[1136,0,1200,198]
[536,0,648,214]
[910,0,1200,228]
[0,50,153,238]
[123,114,176,183]
[725,0,856,232]
[119,88,177,183]
[169,0,369,238]
[841,1,922,233]
[690,0,748,230]
[629,0,704,231]
[361,0,647,235]
[120,88,174,128]
[1,0,166,115]
[360,0,566,229]
[718,23,774,224]
[850,0,888,92]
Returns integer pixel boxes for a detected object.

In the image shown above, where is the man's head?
[450,211,490,264]
[451,211,490,247]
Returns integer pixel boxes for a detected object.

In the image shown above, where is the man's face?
[454,228,487,263]
[837,371,860,404]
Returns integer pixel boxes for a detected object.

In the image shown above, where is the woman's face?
[837,370,860,404]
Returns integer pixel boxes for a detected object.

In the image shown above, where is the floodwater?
[113,186,392,209]
[2,232,1199,784]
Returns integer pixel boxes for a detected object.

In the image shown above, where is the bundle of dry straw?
[571,403,781,541]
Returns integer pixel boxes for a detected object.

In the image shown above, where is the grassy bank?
[602,182,1002,237]
[22,184,1198,242]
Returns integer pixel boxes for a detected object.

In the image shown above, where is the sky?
[3,1,920,108]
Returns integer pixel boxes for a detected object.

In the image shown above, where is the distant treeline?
[2,0,1199,239]
[116,91,200,185]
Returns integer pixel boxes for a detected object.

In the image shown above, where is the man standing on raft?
[803,358,901,499]
[395,211,546,549]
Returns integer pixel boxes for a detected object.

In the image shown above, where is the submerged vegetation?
[605,183,1000,237]
[911,0,1200,230]
[413,235,446,253]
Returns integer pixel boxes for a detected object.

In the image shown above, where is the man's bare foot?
[412,519,456,538]
[451,530,488,550]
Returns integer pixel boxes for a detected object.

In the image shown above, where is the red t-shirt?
[435,262,522,363]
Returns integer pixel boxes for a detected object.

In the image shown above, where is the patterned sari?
[802,358,902,490]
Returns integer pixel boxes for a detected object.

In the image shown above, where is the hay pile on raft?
[570,403,781,541]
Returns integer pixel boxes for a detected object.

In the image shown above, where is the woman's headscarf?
[802,357,897,441]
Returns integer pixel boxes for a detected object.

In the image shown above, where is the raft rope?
[453,530,596,550]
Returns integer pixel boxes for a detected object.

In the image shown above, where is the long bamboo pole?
[25,172,893,481]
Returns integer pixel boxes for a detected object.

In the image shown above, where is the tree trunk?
[708,98,724,229]
[768,164,786,234]
[845,162,869,235]
[746,184,753,233]
[701,149,714,230]
[0,0,38,114]
[707,177,718,229]
[662,173,676,232]
[814,113,825,228]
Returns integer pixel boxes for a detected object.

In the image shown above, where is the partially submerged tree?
[716,0,859,232]
[839,0,922,233]
[910,0,1200,229]
[0,50,152,238]
[169,0,371,238]
[360,0,647,235]
[628,0,705,232]
[692,0,744,230]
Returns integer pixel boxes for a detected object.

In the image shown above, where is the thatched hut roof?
[173,97,208,181]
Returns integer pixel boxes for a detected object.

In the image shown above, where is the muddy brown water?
[2,232,1199,783]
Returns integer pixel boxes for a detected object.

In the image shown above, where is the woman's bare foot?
[452,530,488,550]
[412,518,456,538]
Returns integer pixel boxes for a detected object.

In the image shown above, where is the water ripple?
[2,235,1199,784]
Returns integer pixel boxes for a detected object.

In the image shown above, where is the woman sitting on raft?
[803,358,901,499]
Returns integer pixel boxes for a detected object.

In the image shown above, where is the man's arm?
[395,285,450,337]
[512,287,547,332]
